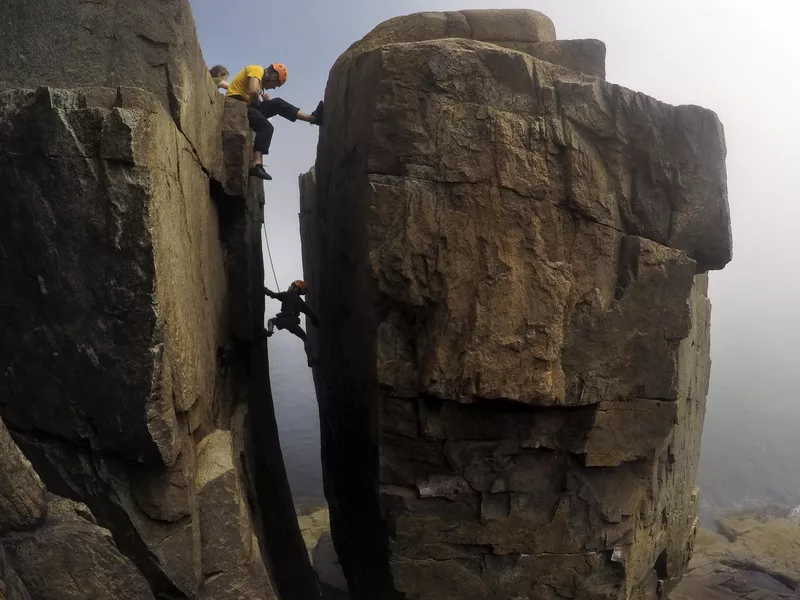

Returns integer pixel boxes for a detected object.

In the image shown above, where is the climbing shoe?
[249,164,272,181]
[311,101,324,126]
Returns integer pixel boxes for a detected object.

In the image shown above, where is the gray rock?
[0,419,45,533]
[0,1,313,598]
[197,562,277,600]
[0,545,32,600]
[196,430,251,575]
[312,533,349,600]
[461,9,557,43]
[2,496,155,600]
[498,39,607,78]
[670,520,800,599]
[0,0,225,179]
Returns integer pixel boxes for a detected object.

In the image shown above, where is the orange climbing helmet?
[291,280,307,295]
[271,63,288,86]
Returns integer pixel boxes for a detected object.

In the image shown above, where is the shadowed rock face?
[0,1,317,599]
[0,81,275,600]
[1,410,155,600]
[301,9,732,600]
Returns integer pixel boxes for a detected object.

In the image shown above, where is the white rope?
[262,222,280,290]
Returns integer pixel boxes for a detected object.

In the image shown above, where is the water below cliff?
[270,333,800,521]
[269,335,325,506]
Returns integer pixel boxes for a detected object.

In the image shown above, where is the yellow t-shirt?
[226,65,265,102]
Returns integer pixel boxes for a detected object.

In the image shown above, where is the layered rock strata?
[301,9,732,600]
[0,1,317,598]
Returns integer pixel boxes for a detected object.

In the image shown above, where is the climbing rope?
[261,222,280,291]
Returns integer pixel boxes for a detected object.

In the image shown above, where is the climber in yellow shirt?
[226,63,323,181]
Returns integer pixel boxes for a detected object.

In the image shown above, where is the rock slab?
[302,9,732,600]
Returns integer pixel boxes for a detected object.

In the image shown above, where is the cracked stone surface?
[0,413,154,600]
[0,82,278,597]
[0,0,225,180]
[0,0,304,595]
[301,9,732,600]
[0,1,318,599]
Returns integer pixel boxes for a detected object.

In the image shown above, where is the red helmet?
[271,63,288,86]
[291,280,307,295]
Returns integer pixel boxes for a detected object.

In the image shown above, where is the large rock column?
[301,9,732,600]
[0,1,318,598]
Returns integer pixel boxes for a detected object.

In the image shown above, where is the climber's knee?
[259,97,300,122]
[285,322,307,341]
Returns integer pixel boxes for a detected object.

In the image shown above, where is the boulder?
[460,9,557,43]
[498,39,607,78]
[301,9,732,600]
[297,507,331,557]
[338,10,569,70]
[312,533,350,600]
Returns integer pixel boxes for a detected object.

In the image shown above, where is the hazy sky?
[190,0,800,418]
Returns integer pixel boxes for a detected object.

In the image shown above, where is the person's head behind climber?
[289,280,307,295]
[209,64,229,80]
[262,63,288,90]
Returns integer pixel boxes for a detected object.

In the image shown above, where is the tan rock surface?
[672,513,800,599]
[302,9,732,600]
[0,2,317,599]
[0,419,45,533]
[3,496,155,600]
[298,507,331,556]
[196,430,251,575]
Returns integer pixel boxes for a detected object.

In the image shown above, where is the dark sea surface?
[270,333,800,521]
[269,335,324,506]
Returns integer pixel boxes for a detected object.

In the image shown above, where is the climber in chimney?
[264,280,320,366]
[226,63,324,181]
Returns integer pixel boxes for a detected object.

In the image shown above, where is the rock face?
[0,1,317,599]
[1,411,154,600]
[0,418,46,533]
[301,9,732,600]
[671,511,800,599]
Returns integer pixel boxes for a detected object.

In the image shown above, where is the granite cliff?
[0,4,735,600]
[301,9,732,600]
[0,1,317,599]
